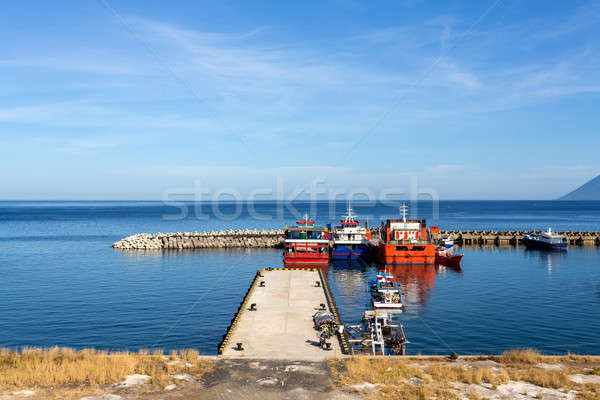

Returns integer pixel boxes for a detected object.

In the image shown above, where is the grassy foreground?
[0,347,214,399]
[329,350,600,399]
[2,348,600,399]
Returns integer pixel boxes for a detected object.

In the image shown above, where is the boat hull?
[283,255,329,264]
[284,239,330,265]
[372,302,403,309]
[377,243,436,264]
[435,253,463,267]
[331,243,370,260]
[523,238,567,250]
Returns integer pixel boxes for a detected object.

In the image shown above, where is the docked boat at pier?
[346,310,408,355]
[330,204,371,261]
[283,214,330,265]
[376,204,437,264]
[369,270,403,309]
[523,228,568,250]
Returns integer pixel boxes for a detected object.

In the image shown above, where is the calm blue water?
[1,201,599,355]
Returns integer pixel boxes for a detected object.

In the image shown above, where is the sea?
[1,200,599,355]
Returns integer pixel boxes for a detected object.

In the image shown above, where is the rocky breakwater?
[112,229,285,250]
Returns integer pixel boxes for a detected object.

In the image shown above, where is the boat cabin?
[283,214,329,264]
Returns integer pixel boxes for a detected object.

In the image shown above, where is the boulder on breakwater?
[111,229,285,250]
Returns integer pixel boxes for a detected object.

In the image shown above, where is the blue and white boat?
[331,204,371,261]
[523,228,567,250]
[369,270,403,309]
[438,233,454,249]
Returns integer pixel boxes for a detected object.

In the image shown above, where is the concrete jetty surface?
[220,268,343,360]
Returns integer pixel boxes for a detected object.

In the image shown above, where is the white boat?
[369,271,403,309]
[438,234,454,249]
[523,228,567,250]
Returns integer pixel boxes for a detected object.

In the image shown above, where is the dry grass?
[496,348,545,364]
[0,347,213,392]
[331,357,424,386]
[331,352,600,400]
[426,364,509,387]
[376,383,460,400]
[331,358,473,399]
[496,349,597,365]
[506,366,570,389]
[578,384,600,400]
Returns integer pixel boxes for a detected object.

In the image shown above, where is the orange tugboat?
[283,213,330,265]
[376,204,436,264]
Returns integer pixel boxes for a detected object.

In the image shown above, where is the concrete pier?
[219,268,345,360]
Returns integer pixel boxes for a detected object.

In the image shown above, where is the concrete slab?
[221,269,342,360]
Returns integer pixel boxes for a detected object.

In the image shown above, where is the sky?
[1,0,599,200]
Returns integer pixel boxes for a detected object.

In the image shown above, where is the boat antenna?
[400,203,408,223]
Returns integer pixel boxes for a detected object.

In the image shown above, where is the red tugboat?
[435,246,463,267]
[377,204,436,264]
[431,226,463,267]
[283,213,330,265]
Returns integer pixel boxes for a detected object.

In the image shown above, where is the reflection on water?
[384,264,441,306]
[331,262,463,308]
[328,261,465,340]
[523,248,568,274]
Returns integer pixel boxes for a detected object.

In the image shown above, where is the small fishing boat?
[331,204,371,261]
[435,246,463,267]
[369,270,403,309]
[523,228,567,250]
[283,213,330,265]
[438,234,454,249]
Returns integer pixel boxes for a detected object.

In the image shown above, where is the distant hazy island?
[560,175,600,200]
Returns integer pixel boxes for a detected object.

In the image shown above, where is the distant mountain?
[559,175,600,200]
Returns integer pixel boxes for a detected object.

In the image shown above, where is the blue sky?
[1,0,599,200]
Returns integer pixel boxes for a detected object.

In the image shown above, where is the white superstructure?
[331,204,368,245]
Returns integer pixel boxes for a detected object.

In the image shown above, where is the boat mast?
[343,202,356,224]
[400,203,408,223]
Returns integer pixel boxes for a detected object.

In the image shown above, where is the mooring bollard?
[315,281,320,287]
[259,281,265,287]
[236,342,244,351]
[319,303,326,310]
[250,303,257,311]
